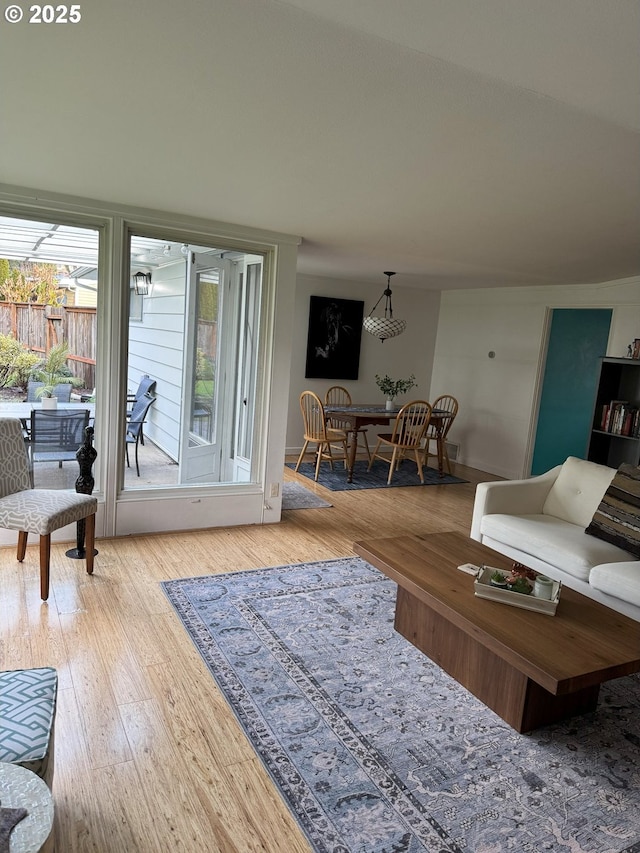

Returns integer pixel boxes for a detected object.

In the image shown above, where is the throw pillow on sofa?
[585,463,640,558]
[542,456,616,526]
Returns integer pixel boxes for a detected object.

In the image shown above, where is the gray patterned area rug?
[162,558,640,853]
[282,481,333,509]
[286,460,467,490]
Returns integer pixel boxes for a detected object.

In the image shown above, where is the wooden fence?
[0,302,96,390]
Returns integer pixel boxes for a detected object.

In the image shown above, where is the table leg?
[435,425,445,477]
[346,429,358,483]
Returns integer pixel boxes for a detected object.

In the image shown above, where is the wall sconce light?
[363,271,407,342]
[133,271,152,296]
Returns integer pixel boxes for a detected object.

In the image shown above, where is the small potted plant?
[504,562,535,595]
[375,374,417,410]
[489,570,508,588]
[507,576,533,595]
[30,342,82,409]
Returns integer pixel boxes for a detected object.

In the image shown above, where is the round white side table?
[0,762,53,853]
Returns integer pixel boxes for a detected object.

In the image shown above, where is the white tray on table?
[473,566,561,615]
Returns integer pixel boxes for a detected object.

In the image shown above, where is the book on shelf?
[600,400,640,437]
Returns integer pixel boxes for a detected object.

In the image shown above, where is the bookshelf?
[587,357,640,468]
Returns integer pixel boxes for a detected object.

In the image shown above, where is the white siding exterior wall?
[128,261,186,461]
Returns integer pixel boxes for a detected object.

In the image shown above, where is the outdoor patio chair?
[368,400,433,484]
[126,395,156,476]
[28,408,90,484]
[26,381,73,402]
[0,417,97,600]
[126,375,157,445]
[23,382,73,443]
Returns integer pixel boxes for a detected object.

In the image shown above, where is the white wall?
[286,274,440,452]
[431,276,640,479]
[128,261,186,461]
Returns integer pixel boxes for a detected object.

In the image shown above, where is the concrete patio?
[32,437,179,490]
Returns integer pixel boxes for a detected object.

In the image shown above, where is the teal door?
[531,308,612,475]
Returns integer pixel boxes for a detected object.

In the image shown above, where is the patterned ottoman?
[0,667,58,788]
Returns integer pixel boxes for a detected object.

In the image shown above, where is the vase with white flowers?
[375,373,417,409]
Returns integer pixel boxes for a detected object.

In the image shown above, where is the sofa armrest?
[470,466,562,541]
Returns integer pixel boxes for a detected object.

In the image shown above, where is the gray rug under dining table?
[286,459,467,490]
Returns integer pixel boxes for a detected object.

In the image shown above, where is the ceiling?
[0,0,638,291]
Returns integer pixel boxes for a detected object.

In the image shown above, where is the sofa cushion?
[585,463,640,558]
[481,513,633,581]
[589,561,640,608]
[542,456,616,527]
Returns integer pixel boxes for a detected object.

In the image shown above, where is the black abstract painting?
[305,296,364,379]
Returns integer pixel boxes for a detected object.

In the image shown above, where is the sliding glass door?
[125,236,263,490]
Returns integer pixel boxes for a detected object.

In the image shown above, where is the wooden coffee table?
[353,531,640,733]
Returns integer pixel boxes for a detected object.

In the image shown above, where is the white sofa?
[470,456,640,621]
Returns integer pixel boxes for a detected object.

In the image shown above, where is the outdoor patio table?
[0,401,95,430]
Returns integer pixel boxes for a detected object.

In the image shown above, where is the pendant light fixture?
[362,271,406,342]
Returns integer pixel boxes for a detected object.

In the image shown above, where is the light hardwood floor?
[0,460,499,852]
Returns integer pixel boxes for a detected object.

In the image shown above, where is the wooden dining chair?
[368,400,432,484]
[324,385,371,462]
[423,394,458,473]
[295,391,348,481]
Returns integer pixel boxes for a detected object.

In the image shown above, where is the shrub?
[29,341,82,396]
[0,334,40,388]
[196,347,214,381]
[0,259,63,305]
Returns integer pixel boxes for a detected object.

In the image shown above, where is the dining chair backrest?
[389,400,432,447]
[299,391,329,441]
[324,386,354,433]
[26,381,73,402]
[324,386,352,407]
[30,409,90,463]
[26,381,43,402]
[430,394,458,437]
[0,418,32,497]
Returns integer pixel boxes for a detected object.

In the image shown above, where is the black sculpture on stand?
[66,425,98,560]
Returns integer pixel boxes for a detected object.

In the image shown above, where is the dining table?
[324,403,450,483]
